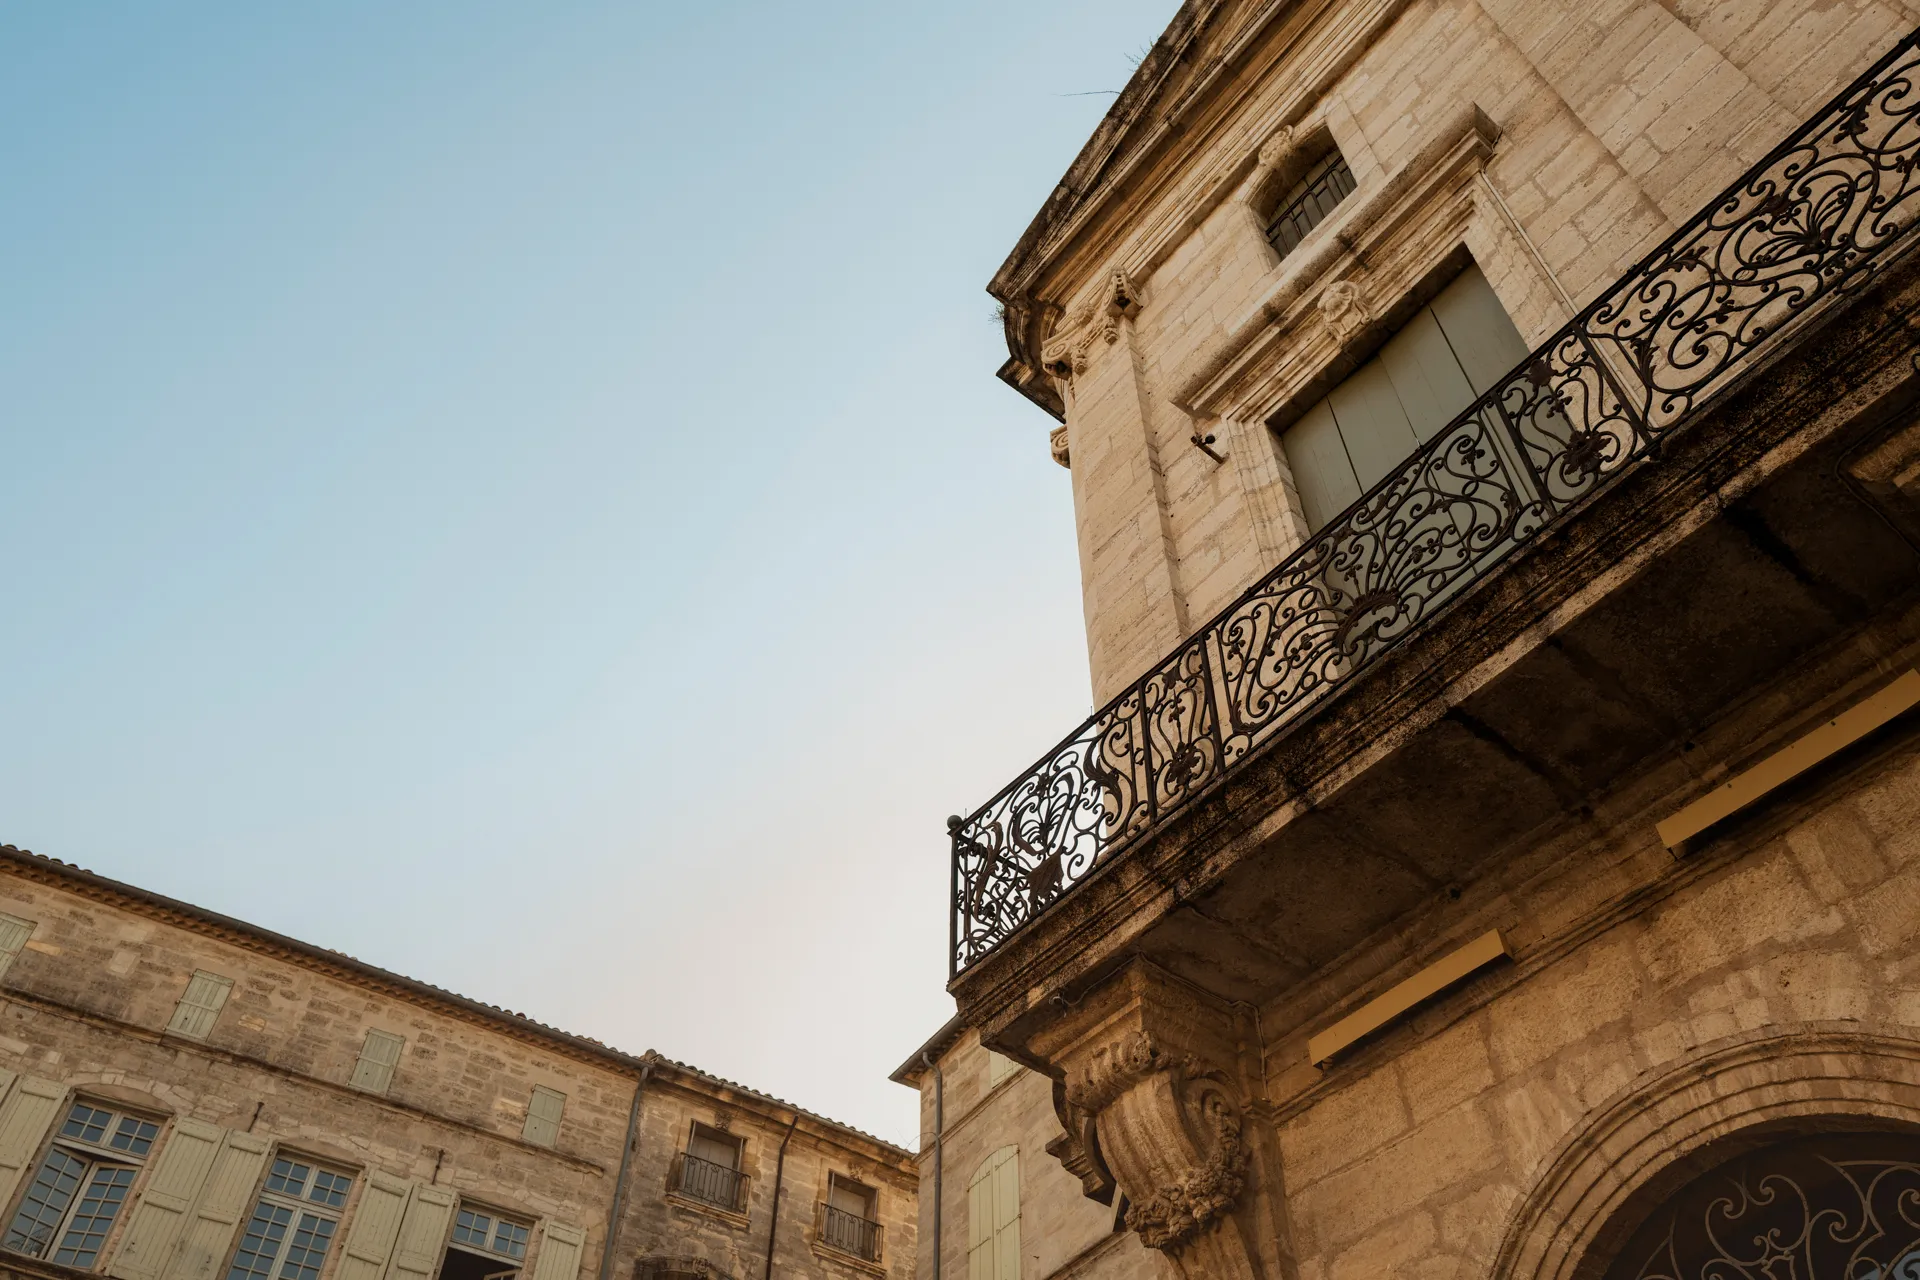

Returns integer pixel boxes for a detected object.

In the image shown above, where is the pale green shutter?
[0,914,35,983]
[992,1151,1020,1280]
[166,972,234,1041]
[523,1087,566,1148]
[1378,308,1477,442]
[351,1031,406,1096]
[967,1148,1016,1280]
[0,1074,67,1212]
[384,1185,455,1280]
[1326,358,1420,493]
[109,1118,225,1280]
[527,1221,586,1280]
[1281,400,1361,533]
[163,1132,272,1280]
[335,1171,413,1280]
[1429,264,1529,392]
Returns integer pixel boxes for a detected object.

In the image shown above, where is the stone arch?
[1491,1022,1920,1280]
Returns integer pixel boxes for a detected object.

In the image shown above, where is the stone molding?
[1170,101,1503,422]
[1492,1023,1920,1280]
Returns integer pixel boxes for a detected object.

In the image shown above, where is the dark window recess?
[821,1177,880,1261]
[674,1125,746,1212]
[1266,151,1358,259]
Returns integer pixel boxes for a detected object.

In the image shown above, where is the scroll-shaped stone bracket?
[1027,961,1272,1280]
[1039,267,1149,385]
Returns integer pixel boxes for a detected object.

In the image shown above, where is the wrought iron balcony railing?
[819,1203,883,1262]
[951,29,1920,977]
[671,1153,747,1213]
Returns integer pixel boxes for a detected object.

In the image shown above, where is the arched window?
[967,1147,1019,1280]
[1602,1131,1920,1280]
[1265,149,1357,259]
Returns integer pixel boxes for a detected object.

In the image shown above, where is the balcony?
[951,32,1920,986]
[669,1153,747,1215]
[817,1203,883,1263]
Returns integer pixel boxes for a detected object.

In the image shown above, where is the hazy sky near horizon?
[0,1,1176,1147]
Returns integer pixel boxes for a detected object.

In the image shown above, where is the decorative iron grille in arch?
[1604,1132,1920,1280]
[950,27,1920,977]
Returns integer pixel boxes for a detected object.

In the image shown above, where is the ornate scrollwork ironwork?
[1605,1133,1920,1280]
[951,29,1920,976]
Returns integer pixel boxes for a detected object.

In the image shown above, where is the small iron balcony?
[819,1204,883,1262]
[671,1153,747,1213]
[951,29,1920,978]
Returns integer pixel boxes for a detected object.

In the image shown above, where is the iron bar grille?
[951,27,1920,978]
[1266,151,1359,258]
[673,1154,746,1212]
[821,1205,882,1262]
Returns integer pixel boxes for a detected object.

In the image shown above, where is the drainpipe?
[599,1060,652,1280]
[921,1051,944,1280]
[762,1114,799,1280]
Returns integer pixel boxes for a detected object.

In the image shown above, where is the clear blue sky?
[0,2,1175,1144]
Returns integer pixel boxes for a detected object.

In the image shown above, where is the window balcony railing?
[819,1204,883,1262]
[950,28,1920,977]
[671,1153,747,1213]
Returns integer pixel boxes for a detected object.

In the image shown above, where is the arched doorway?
[1601,1131,1920,1280]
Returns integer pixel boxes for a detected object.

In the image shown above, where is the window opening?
[1266,151,1358,259]
[441,1205,532,1280]
[986,1052,1020,1090]
[166,971,234,1040]
[822,1175,880,1261]
[1278,262,1531,533]
[224,1156,355,1280]
[675,1124,745,1211]
[2,1101,162,1268]
[349,1029,405,1096]
[967,1147,1019,1280]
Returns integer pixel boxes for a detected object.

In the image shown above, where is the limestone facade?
[0,847,913,1280]
[941,5,1920,1280]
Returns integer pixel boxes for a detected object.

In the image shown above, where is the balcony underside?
[956,253,1920,1041]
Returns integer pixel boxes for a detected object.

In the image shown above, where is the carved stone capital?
[1027,961,1267,1280]
[1049,425,1071,469]
[1039,268,1145,383]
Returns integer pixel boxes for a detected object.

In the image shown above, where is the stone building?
[0,845,914,1280]
[923,5,1920,1280]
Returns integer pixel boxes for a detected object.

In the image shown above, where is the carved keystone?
[1026,961,1268,1280]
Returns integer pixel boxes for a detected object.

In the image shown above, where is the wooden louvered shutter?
[528,1221,586,1280]
[350,1031,406,1096]
[165,973,234,1041]
[523,1087,566,1148]
[335,1171,413,1280]
[109,1118,225,1280]
[385,1184,456,1280]
[163,1131,272,1280]
[0,914,35,983]
[992,1150,1020,1280]
[967,1147,1016,1280]
[0,1074,67,1212]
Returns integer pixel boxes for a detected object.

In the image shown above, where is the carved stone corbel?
[1039,268,1147,384]
[1318,278,1372,345]
[1028,961,1270,1280]
[1049,425,1072,469]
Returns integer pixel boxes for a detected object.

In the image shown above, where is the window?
[225,1156,355,1280]
[1279,263,1531,532]
[440,1205,531,1280]
[349,1029,405,1096]
[1266,150,1358,259]
[674,1123,745,1212]
[821,1175,880,1262]
[967,1147,1019,1280]
[986,1052,1020,1090]
[522,1087,565,1149]
[166,971,234,1040]
[3,1101,161,1268]
[0,914,34,983]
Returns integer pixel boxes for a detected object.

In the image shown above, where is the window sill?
[663,1191,750,1232]
[807,1239,886,1277]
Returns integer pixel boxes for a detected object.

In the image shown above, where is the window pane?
[5,1148,87,1258]
[267,1159,312,1198]
[309,1169,352,1208]
[276,1212,336,1280]
[493,1220,528,1260]
[53,1165,137,1267]
[453,1209,491,1250]
[62,1105,110,1145]
[227,1202,296,1280]
[109,1116,160,1158]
